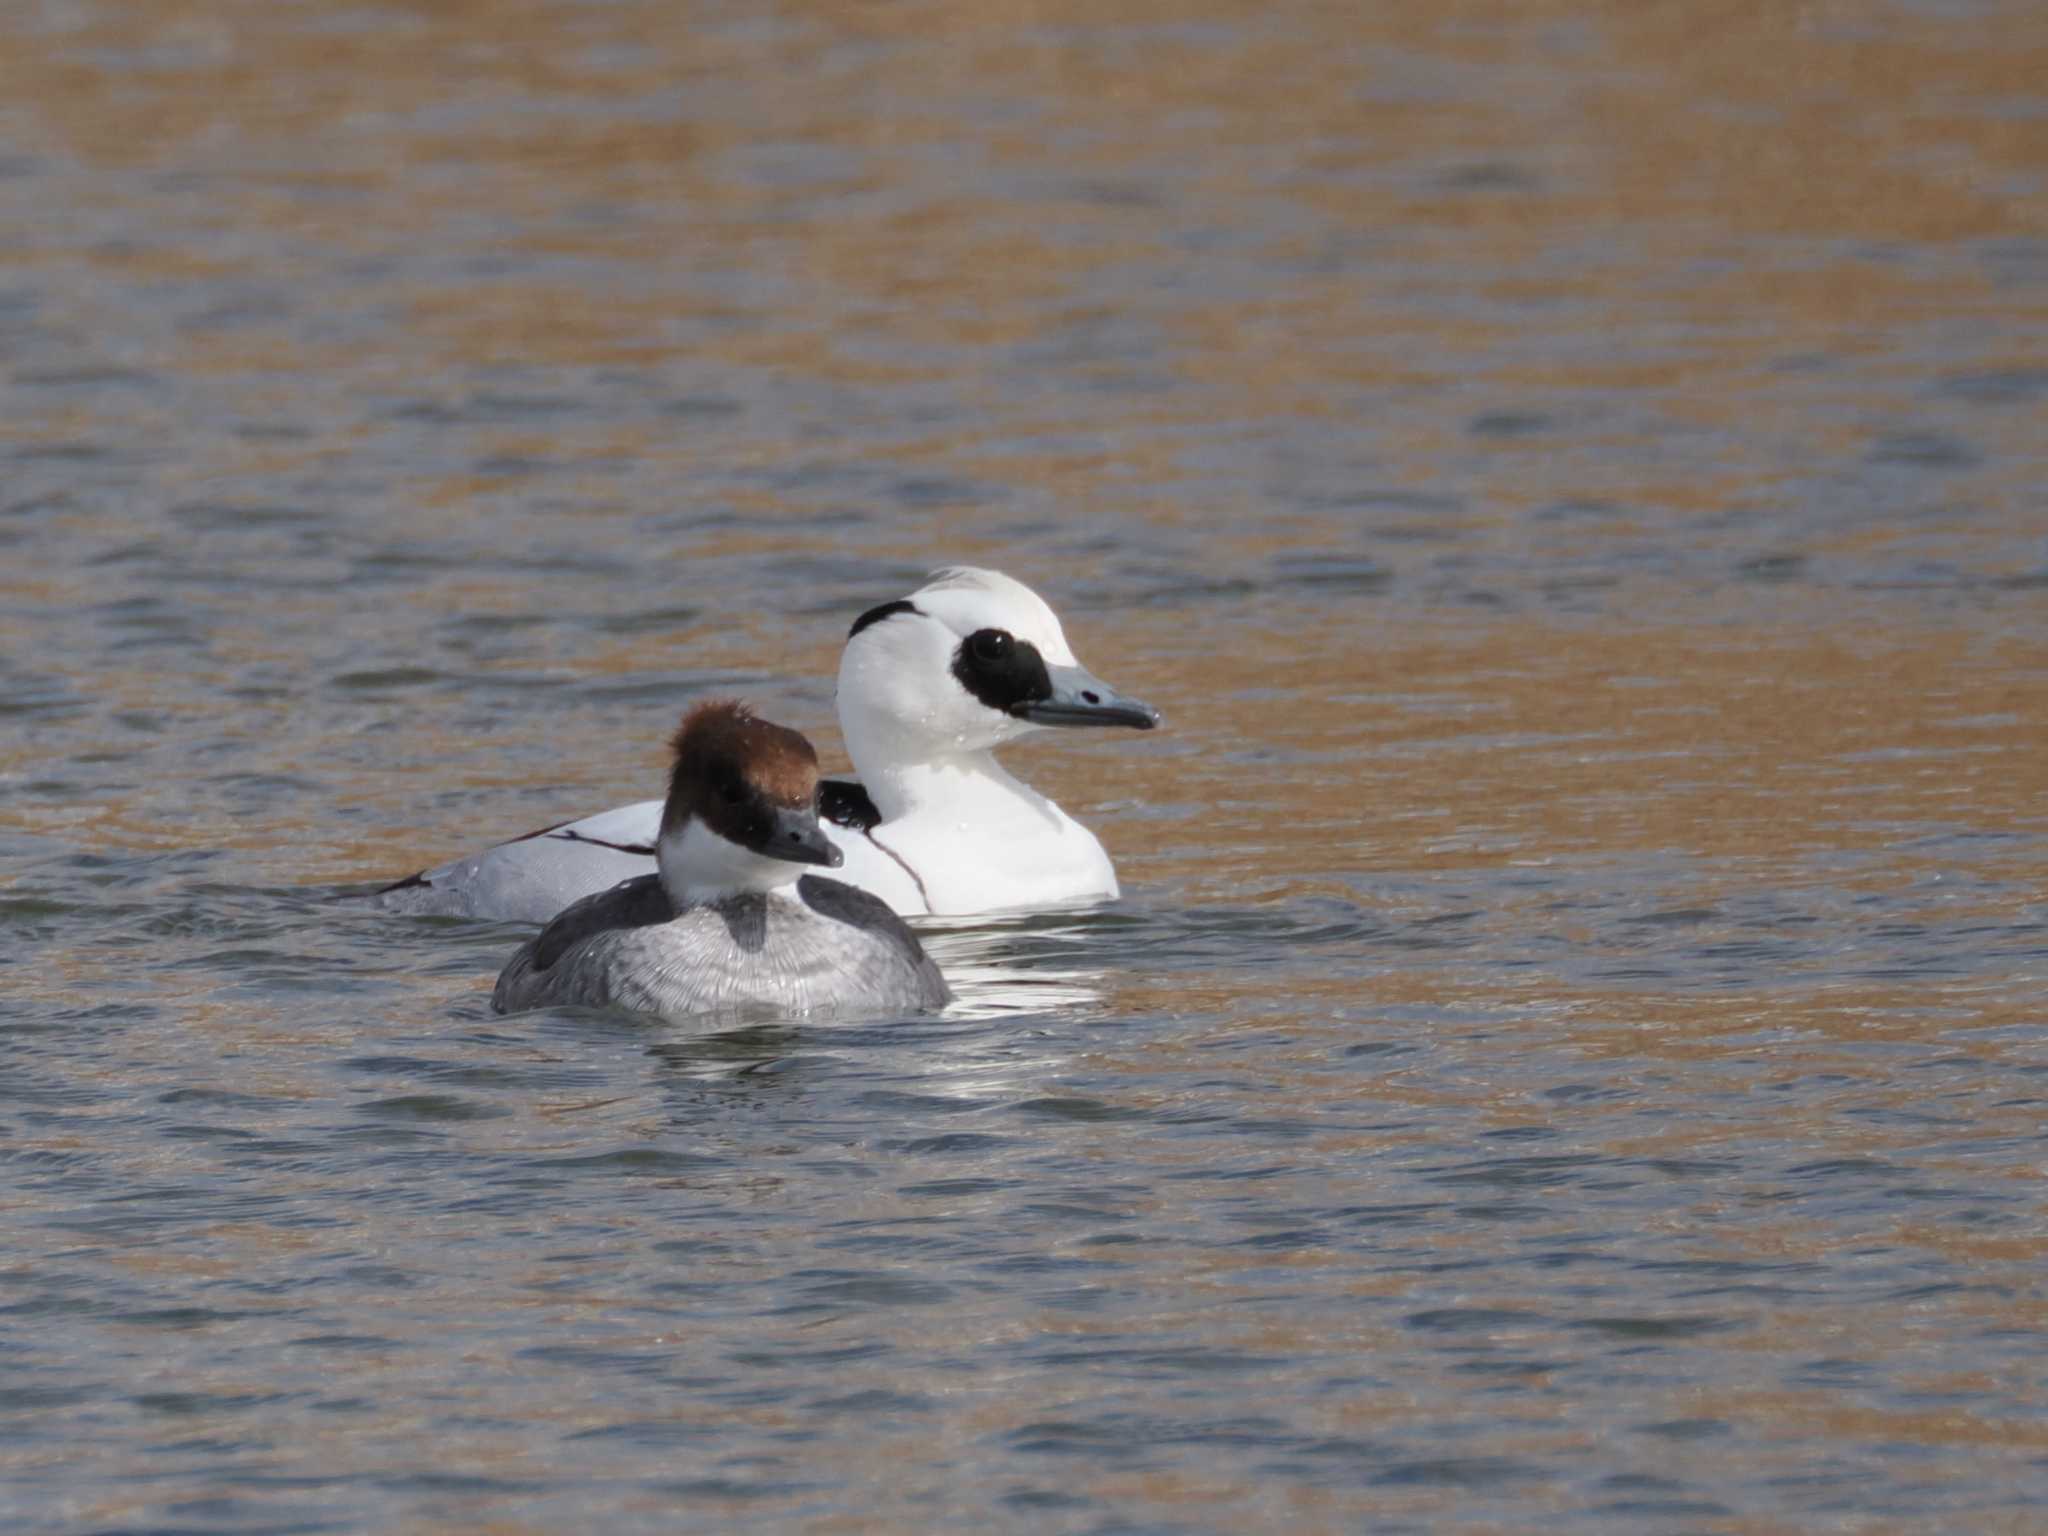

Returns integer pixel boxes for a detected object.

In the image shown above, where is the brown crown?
[661,699,820,837]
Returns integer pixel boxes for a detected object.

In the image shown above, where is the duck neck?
[656,820,803,908]
[848,738,1040,823]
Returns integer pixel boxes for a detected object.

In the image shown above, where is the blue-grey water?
[5,1,2048,1530]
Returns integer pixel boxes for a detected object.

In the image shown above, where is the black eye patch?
[951,627,1052,716]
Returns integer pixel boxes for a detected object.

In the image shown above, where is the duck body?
[381,800,664,923]
[492,872,950,1019]
[823,759,1118,917]
[488,700,950,1023]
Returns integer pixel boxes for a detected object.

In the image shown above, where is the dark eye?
[719,777,748,805]
[968,629,1013,664]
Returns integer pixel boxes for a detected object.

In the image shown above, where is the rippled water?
[6,1,2048,1529]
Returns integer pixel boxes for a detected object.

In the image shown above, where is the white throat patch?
[657,819,806,907]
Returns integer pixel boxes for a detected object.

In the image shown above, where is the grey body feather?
[492,874,950,1020]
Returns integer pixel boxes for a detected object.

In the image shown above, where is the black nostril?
[1082,691,1100,704]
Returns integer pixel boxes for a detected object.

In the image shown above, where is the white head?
[835,567,1159,773]
[655,700,842,906]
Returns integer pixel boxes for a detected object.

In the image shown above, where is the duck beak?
[1014,664,1161,730]
[767,805,843,867]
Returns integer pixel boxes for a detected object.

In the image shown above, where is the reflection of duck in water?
[382,567,1159,921]
[915,912,1110,1020]
[492,702,950,1022]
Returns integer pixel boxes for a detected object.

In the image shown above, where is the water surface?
[4,1,2047,1530]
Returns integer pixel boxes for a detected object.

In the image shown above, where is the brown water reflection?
[3,0,2047,1531]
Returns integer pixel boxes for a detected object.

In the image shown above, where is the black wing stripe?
[552,829,657,856]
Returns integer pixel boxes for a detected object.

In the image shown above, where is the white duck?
[377,567,1159,921]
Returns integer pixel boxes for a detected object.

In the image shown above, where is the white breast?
[861,802,1117,915]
